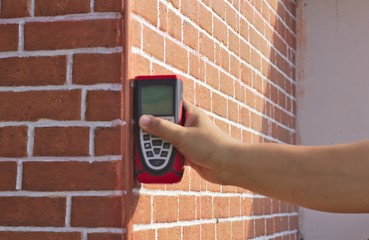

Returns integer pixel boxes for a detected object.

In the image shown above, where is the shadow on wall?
[242,0,298,238]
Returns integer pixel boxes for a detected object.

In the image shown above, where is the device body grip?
[133,75,184,183]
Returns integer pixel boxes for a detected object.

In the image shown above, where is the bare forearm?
[225,141,369,213]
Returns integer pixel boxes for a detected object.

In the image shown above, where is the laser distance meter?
[133,75,185,183]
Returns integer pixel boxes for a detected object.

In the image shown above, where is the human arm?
[139,101,369,213]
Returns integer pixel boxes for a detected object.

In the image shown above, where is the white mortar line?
[0,12,121,24]
[89,126,95,156]
[29,0,35,17]
[90,0,95,13]
[27,125,35,157]
[66,54,73,85]
[0,226,126,233]
[16,161,23,190]
[0,156,123,162]
[0,84,122,92]
[134,187,265,198]
[0,190,126,197]
[0,120,125,128]
[133,212,298,231]
[82,232,88,240]
[65,196,72,227]
[251,230,298,240]
[18,20,25,51]
[0,47,123,58]
[81,89,87,121]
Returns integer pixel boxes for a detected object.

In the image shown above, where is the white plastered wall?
[297,0,369,239]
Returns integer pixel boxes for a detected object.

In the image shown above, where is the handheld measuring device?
[133,75,185,183]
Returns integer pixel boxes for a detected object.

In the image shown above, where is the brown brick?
[88,233,122,240]
[232,221,244,239]
[205,63,219,89]
[189,52,200,78]
[73,53,122,84]
[199,33,215,62]
[0,197,65,226]
[166,39,188,72]
[183,225,201,240]
[130,53,150,76]
[153,196,178,223]
[157,227,181,240]
[0,232,81,240]
[0,162,17,191]
[0,0,30,18]
[131,230,155,240]
[183,21,198,51]
[86,90,121,121]
[255,218,266,237]
[143,25,164,61]
[131,194,151,224]
[216,44,229,71]
[0,90,81,121]
[199,4,212,34]
[179,195,197,221]
[213,17,227,45]
[217,222,232,240]
[0,127,27,158]
[212,92,227,117]
[71,196,122,227]
[168,9,182,40]
[35,0,90,16]
[24,19,122,50]
[159,2,168,32]
[200,196,212,219]
[0,24,18,52]
[34,127,89,156]
[201,223,215,240]
[94,127,121,156]
[230,197,241,217]
[213,197,229,218]
[195,84,210,111]
[0,56,66,86]
[244,219,255,238]
[23,161,122,191]
[181,0,199,23]
[95,0,122,12]
[132,0,158,26]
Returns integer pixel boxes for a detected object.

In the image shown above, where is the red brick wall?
[0,0,124,240]
[0,0,297,239]
[129,0,297,239]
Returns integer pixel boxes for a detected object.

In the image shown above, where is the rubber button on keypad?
[154,148,161,155]
[160,151,168,157]
[152,140,163,146]
[144,143,151,149]
[143,134,150,141]
[146,151,154,157]
[149,159,165,166]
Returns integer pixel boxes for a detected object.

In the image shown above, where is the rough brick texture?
[0,0,298,239]
[0,0,124,239]
[129,0,298,239]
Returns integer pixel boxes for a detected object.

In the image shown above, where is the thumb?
[139,115,185,145]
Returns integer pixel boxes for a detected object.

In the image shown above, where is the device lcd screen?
[141,85,174,115]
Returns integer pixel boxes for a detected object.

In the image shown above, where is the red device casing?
[133,75,184,183]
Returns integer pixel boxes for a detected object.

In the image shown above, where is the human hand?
[139,100,239,185]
